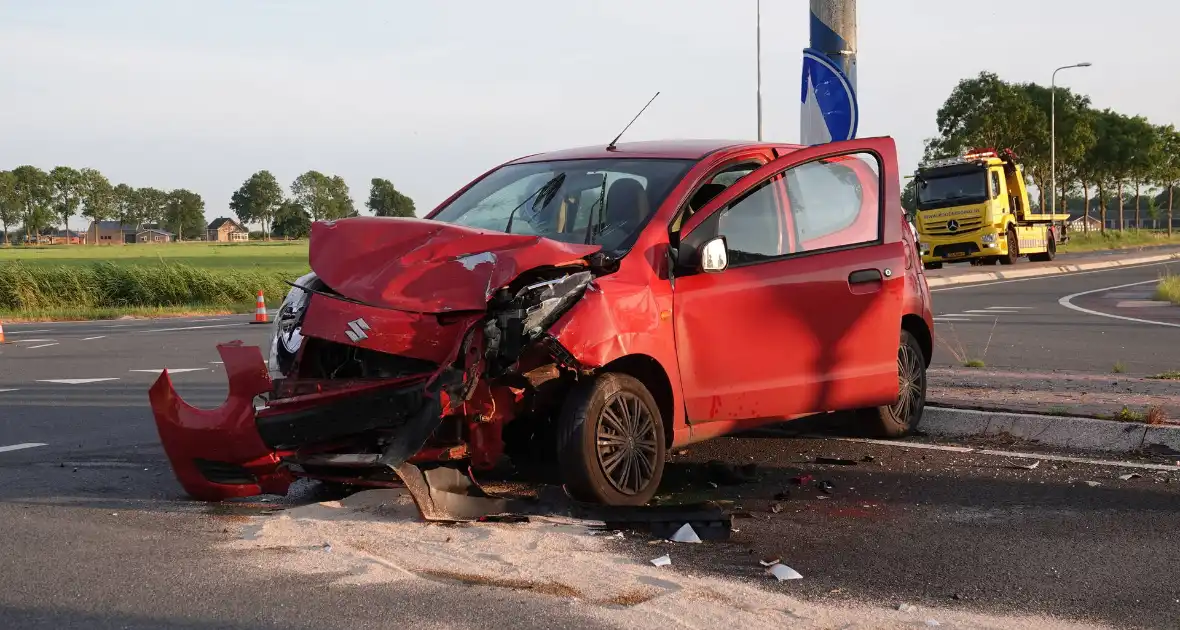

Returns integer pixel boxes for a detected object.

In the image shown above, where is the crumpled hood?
[309,217,601,313]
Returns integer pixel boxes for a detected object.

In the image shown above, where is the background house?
[45,229,86,245]
[206,217,249,242]
[86,221,174,244]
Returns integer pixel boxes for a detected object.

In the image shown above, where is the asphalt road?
[3,263,1180,628]
[929,259,1180,376]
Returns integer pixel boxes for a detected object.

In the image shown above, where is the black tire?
[923,262,943,270]
[556,373,666,506]
[1029,235,1057,262]
[861,330,927,438]
[999,227,1019,265]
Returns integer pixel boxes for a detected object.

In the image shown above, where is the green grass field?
[1061,229,1180,253]
[0,241,310,274]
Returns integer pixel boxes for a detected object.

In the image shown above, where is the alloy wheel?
[595,392,659,495]
[891,340,926,427]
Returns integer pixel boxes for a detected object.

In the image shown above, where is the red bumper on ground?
[148,342,293,501]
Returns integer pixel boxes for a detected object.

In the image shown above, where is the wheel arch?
[601,354,676,447]
[902,314,932,367]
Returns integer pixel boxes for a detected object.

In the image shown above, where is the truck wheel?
[923,262,943,270]
[1029,236,1057,262]
[556,373,666,506]
[861,330,927,438]
[999,228,1019,265]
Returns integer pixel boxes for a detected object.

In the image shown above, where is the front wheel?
[999,228,1019,265]
[556,373,666,506]
[861,330,927,437]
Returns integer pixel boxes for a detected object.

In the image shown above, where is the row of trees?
[229,170,418,239]
[0,166,205,243]
[0,166,418,243]
[919,71,1179,234]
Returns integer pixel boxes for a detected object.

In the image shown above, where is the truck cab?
[914,148,1067,269]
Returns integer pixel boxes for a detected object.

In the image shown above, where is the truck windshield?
[916,171,988,210]
[431,158,694,255]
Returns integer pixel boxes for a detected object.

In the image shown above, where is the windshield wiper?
[584,174,608,245]
[505,173,566,235]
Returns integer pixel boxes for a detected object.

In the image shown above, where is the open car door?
[671,137,906,427]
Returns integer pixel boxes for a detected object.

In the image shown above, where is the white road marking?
[930,260,1179,292]
[81,336,106,341]
[37,378,120,385]
[14,339,54,344]
[139,323,249,333]
[185,318,228,323]
[129,368,209,374]
[1115,300,1171,308]
[1058,279,1180,329]
[26,343,59,349]
[819,437,1179,471]
[985,306,1034,310]
[963,310,1008,314]
[0,443,47,454]
[101,324,133,328]
[7,329,51,334]
[0,389,19,393]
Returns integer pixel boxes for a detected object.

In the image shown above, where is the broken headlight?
[483,271,593,376]
[269,271,317,374]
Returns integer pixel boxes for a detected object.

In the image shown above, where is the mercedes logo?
[946,219,960,232]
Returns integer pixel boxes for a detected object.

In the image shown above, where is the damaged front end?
[149,247,598,506]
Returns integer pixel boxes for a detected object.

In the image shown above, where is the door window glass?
[991,170,1002,199]
[784,152,880,252]
[716,176,785,265]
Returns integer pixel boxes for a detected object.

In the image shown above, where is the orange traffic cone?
[0,320,6,343]
[250,290,269,324]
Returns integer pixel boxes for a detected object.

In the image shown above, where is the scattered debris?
[816,480,835,495]
[650,555,671,567]
[759,557,781,567]
[669,523,702,544]
[706,460,759,485]
[1011,461,1040,470]
[675,449,689,456]
[1083,481,1102,488]
[1118,473,1142,481]
[815,457,858,466]
[897,603,918,612]
[769,503,784,514]
[477,514,530,524]
[766,563,803,581]
[926,620,942,627]
[952,593,963,601]
[790,474,814,486]
[773,491,791,501]
[862,455,876,463]
[321,542,332,553]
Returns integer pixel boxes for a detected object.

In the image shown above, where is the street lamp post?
[1051,62,1091,216]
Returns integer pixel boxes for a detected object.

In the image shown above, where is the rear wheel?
[556,373,666,506]
[1029,234,1057,262]
[999,228,1019,265]
[861,330,927,438]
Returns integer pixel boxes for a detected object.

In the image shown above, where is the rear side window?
[784,152,880,252]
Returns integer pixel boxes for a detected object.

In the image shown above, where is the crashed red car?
[150,137,933,507]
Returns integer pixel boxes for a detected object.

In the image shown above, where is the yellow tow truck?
[914,148,1069,269]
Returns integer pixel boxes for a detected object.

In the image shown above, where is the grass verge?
[0,261,296,319]
[1156,275,1180,306]
[1061,229,1180,253]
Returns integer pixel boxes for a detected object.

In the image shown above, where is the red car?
[150,136,933,507]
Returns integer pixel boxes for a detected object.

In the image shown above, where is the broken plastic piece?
[766,563,803,581]
[322,542,333,553]
[769,503,784,514]
[1011,461,1040,470]
[1118,473,1141,481]
[1083,480,1102,487]
[815,457,857,466]
[897,603,918,612]
[668,523,702,543]
[790,474,814,486]
[651,555,671,567]
[759,557,781,567]
[816,480,835,495]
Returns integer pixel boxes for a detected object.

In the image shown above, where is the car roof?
[509,139,802,164]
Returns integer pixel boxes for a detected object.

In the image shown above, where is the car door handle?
[848,269,883,285]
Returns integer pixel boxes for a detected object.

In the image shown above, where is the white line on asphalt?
[36,378,120,385]
[138,323,250,333]
[930,260,1179,292]
[1058,279,1180,329]
[101,324,133,328]
[129,368,209,374]
[25,343,59,349]
[986,306,1034,310]
[14,339,54,344]
[813,436,1179,471]
[822,437,976,453]
[0,389,19,393]
[185,318,228,323]
[7,329,51,334]
[962,310,1006,315]
[81,336,106,341]
[0,443,47,454]
[209,361,223,364]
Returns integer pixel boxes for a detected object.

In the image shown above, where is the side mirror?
[699,236,728,273]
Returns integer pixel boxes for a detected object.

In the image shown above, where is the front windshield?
[431,158,694,253]
[916,170,987,210]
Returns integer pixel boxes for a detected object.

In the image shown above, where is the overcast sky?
[2,1,1177,223]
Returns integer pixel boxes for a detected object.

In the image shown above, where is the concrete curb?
[922,406,1180,456]
[925,250,1180,288]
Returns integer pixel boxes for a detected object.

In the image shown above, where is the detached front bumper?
[148,341,455,501]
